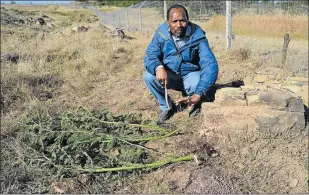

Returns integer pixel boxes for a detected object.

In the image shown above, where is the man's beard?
[174,27,186,38]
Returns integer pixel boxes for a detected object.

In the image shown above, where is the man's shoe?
[157,103,177,124]
[189,102,202,117]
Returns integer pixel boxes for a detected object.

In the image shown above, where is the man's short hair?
[167,4,189,20]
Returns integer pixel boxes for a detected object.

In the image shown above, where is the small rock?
[168,180,178,192]
[46,22,54,29]
[51,182,65,194]
[1,52,19,63]
[78,26,89,32]
[116,28,125,39]
[37,17,45,25]
[41,14,50,18]
[71,27,78,33]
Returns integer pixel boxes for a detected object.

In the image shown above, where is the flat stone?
[253,75,269,83]
[245,89,290,110]
[254,111,305,134]
[244,88,304,112]
[254,114,280,133]
[300,87,308,106]
[215,88,247,106]
[246,94,260,104]
[287,97,304,112]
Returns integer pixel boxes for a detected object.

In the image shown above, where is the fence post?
[199,0,202,21]
[164,0,167,20]
[139,1,145,31]
[282,34,290,67]
[226,1,232,52]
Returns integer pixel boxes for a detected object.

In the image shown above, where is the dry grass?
[205,125,308,193]
[1,4,308,194]
[205,12,308,40]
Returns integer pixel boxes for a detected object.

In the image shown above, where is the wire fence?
[65,0,308,32]
[63,1,308,79]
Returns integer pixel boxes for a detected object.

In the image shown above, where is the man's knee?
[184,72,200,95]
[143,71,156,83]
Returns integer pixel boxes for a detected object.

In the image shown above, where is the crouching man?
[143,4,218,124]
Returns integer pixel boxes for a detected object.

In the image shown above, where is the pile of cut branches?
[18,107,192,178]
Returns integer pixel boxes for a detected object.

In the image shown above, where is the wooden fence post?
[282,34,290,67]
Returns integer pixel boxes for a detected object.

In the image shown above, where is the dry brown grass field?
[205,12,308,39]
[1,4,308,194]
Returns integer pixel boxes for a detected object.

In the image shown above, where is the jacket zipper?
[156,30,205,73]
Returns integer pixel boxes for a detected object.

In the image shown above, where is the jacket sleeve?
[144,34,163,75]
[194,38,218,96]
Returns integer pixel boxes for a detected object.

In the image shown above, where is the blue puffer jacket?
[144,21,218,97]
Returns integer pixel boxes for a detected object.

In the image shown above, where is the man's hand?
[176,94,201,111]
[156,67,168,86]
[189,94,201,105]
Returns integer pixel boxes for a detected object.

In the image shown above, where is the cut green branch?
[75,154,194,173]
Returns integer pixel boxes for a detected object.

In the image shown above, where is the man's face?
[167,8,188,38]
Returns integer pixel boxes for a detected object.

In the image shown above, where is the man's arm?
[144,35,164,75]
[144,35,168,85]
[194,38,218,98]
[176,38,218,106]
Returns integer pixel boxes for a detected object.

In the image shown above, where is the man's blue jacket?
[144,21,218,97]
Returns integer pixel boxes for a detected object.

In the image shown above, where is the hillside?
[1,4,308,194]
